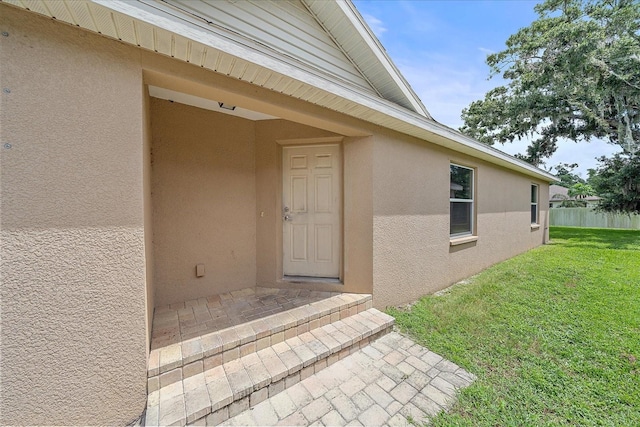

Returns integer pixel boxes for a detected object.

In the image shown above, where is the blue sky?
[353,0,619,177]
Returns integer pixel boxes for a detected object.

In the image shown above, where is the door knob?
[283,214,292,221]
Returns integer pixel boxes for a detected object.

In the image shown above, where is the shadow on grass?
[550,227,640,251]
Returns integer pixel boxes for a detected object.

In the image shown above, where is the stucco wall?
[342,136,374,293]
[143,88,155,349]
[372,133,549,308]
[150,98,257,306]
[0,4,554,425]
[0,6,147,425]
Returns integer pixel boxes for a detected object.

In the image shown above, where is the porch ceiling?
[2,0,556,182]
[148,86,279,121]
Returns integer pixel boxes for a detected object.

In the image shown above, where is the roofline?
[332,0,432,119]
[4,0,556,182]
[129,1,556,182]
[403,114,557,182]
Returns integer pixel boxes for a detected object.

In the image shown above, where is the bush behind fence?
[549,208,640,229]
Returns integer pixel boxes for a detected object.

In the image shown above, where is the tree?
[460,0,640,212]
[460,0,640,162]
[589,153,640,214]
[568,182,596,198]
[552,162,585,187]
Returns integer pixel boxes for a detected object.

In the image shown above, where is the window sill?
[531,224,541,230]
[450,235,479,246]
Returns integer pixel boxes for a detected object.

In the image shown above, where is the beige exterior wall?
[342,136,375,293]
[0,4,551,424]
[371,132,549,308]
[143,86,155,349]
[0,6,148,425]
[150,98,257,306]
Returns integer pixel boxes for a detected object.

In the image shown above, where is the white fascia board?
[90,1,423,128]
[93,0,554,182]
[333,0,432,119]
[410,119,558,182]
[102,0,385,99]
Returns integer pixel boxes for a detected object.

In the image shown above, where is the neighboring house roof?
[6,0,556,182]
[549,185,600,202]
[549,185,570,201]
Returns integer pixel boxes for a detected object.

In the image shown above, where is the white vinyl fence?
[550,207,640,229]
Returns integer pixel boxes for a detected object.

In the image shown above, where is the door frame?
[276,136,344,283]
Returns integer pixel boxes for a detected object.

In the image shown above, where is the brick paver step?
[145,308,394,426]
[147,293,373,393]
[226,332,477,427]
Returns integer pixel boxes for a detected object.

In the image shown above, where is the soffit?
[148,86,278,121]
[156,0,429,117]
[158,0,378,97]
[1,0,556,182]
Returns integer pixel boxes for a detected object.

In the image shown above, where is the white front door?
[283,145,341,278]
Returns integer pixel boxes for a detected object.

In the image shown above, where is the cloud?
[546,138,620,177]
[354,1,618,176]
[396,55,616,176]
[395,55,496,128]
[483,133,620,177]
[362,14,387,38]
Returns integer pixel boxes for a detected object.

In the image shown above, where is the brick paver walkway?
[224,331,475,426]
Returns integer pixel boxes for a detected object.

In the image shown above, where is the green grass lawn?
[389,227,640,426]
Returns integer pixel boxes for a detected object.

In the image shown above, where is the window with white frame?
[450,164,474,236]
[531,184,539,224]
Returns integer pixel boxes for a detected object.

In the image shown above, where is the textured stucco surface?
[0,6,148,425]
[1,229,148,423]
[143,88,155,349]
[372,133,549,308]
[1,4,553,424]
[342,136,374,293]
[151,98,257,306]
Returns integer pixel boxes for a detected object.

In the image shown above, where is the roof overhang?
[303,0,432,118]
[2,0,556,182]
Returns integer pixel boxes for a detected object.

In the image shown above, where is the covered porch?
[144,69,376,311]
